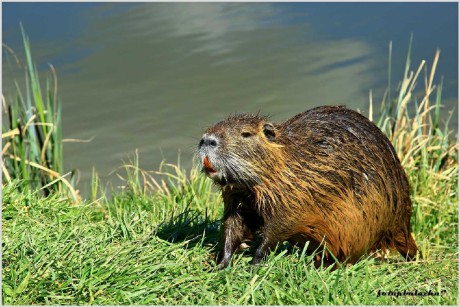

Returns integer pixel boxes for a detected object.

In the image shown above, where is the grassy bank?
[2,36,458,304]
[2,158,457,305]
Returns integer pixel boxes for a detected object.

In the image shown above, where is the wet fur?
[198,106,418,268]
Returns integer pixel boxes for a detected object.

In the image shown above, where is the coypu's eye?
[263,123,276,141]
[241,132,253,138]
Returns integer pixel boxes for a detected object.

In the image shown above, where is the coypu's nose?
[199,135,219,148]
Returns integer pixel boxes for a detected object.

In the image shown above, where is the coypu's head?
[198,114,282,187]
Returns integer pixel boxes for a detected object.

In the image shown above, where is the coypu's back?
[280,105,410,204]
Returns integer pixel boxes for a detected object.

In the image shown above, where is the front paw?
[252,256,264,266]
[216,258,230,269]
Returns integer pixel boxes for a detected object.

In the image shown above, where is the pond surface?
[3,2,458,196]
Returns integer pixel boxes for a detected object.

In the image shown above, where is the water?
[3,2,458,196]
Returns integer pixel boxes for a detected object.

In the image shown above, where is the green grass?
[2,160,457,305]
[2,36,458,304]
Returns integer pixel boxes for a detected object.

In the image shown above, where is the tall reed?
[369,38,458,251]
[2,26,78,200]
[371,37,456,172]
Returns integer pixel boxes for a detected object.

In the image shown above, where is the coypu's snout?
[198,134,222,181]
[199,135,219,148]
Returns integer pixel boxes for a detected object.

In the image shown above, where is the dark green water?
[2,3,458,195]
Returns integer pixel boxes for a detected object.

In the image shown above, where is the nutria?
[198,105,418,268]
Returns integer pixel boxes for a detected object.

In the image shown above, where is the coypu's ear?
[263,123,276,141]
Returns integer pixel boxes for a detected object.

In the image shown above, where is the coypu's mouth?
[203,156,218,175]
[201,155,242,186]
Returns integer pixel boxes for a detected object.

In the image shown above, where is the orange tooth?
[204,156,212,168]
[203,156,217,172]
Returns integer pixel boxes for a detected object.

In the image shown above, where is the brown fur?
[198,105,418,268]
